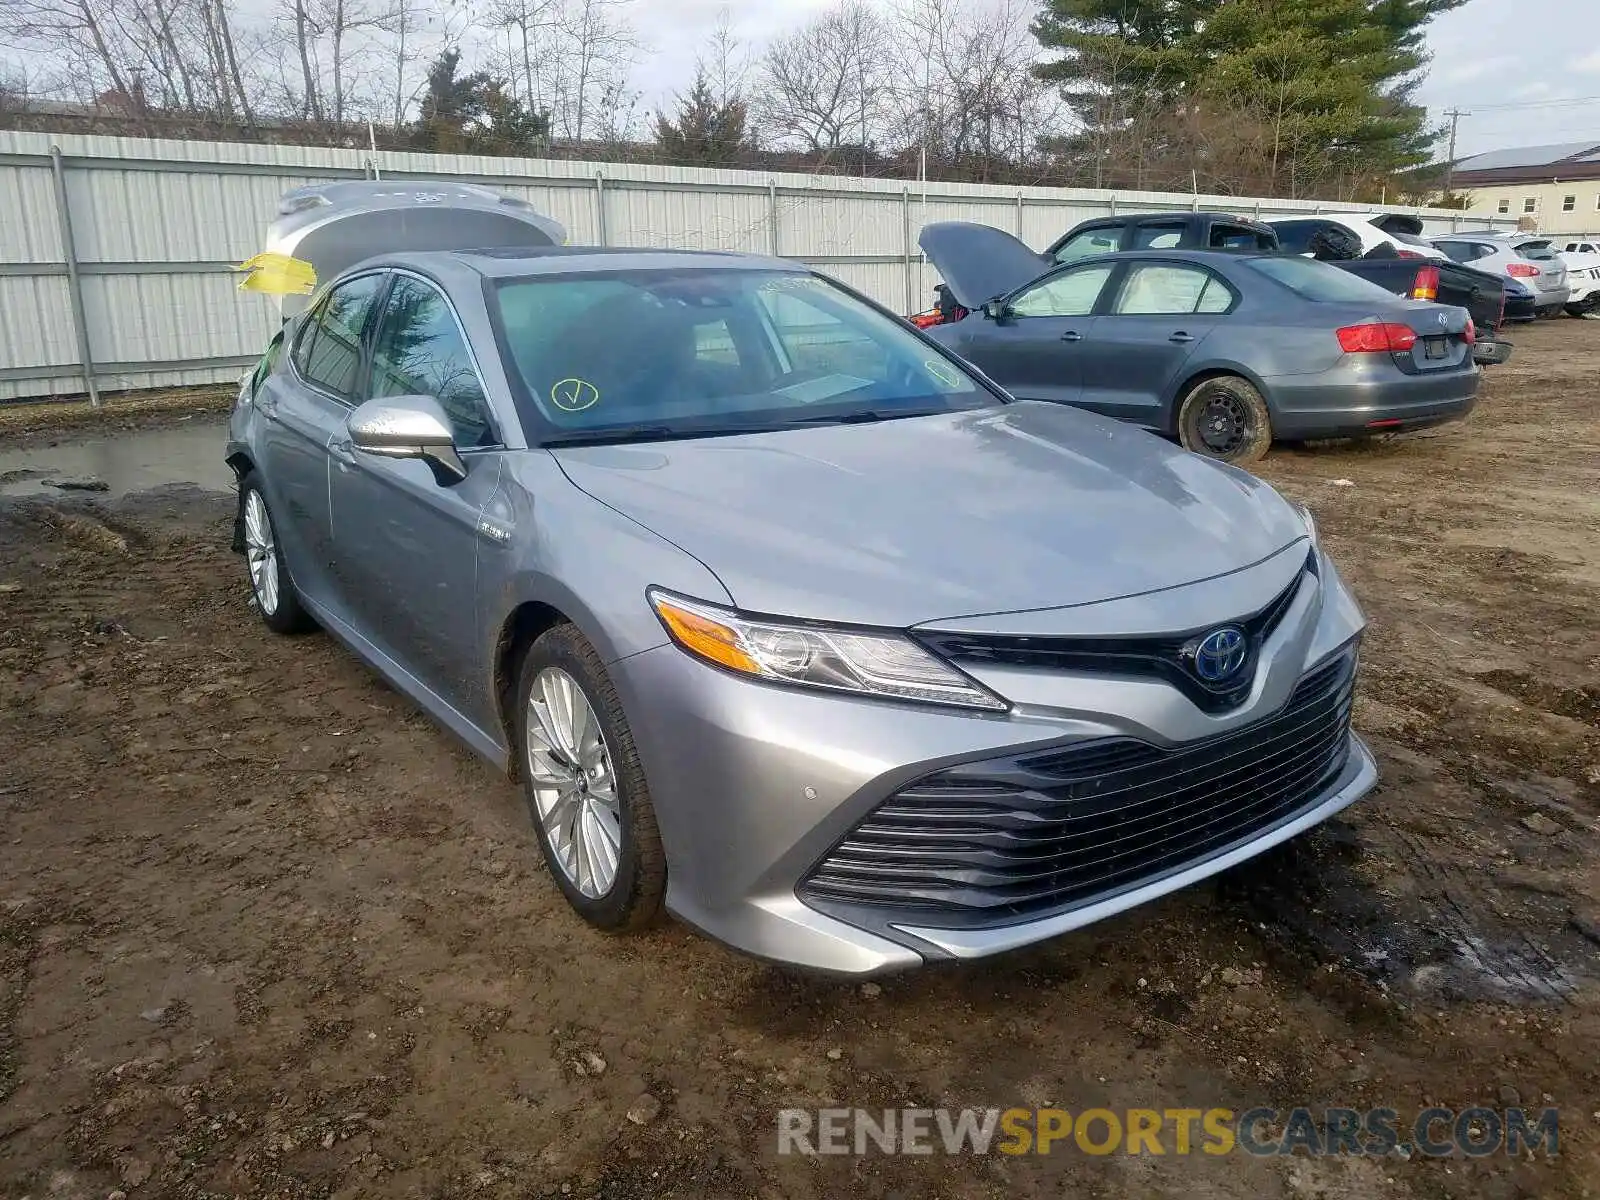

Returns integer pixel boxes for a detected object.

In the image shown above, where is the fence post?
[1015,192,1025,237]
[1109,194,1118,217]
[902,186,914,315]
[49,145,100,409]
[594,172,608,246]
[768,181,780,256]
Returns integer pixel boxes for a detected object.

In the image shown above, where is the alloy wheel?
[243,489,280,616]
[525,667,622,898]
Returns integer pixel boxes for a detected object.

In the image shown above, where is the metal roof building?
[1452,141,1600,185]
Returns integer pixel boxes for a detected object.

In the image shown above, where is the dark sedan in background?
[916,222,1481,464]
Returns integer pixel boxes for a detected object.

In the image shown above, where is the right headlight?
[648,589,1008,712]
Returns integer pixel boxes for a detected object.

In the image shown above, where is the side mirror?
[347,395,467,486]
[982,300,1010,322]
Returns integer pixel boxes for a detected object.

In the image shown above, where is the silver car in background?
[1429,232,1571,315]
[227,226,1376,975]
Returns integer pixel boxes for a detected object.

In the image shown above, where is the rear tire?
[1177,375,1273,465]
[514,624,666,932]
[238,472,315,635]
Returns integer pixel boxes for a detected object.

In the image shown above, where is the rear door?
[328,272,505,724]
[942,263,1115,404]
[256,271,387,609]
[1074,261,1236,426]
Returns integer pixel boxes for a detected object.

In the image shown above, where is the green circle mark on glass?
[551,378,600,412]
[924,359,961,388]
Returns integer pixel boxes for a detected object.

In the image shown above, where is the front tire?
[1177,375,1273,465]
[239,472,315,635]
[515,624,666,931]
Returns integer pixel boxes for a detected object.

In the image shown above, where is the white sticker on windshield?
[775,374,874,404]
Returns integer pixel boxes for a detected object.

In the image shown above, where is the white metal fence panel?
[0,129,1514,403]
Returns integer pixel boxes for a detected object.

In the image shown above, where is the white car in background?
[1263,212,1448,260]
[1427,232,1572,317]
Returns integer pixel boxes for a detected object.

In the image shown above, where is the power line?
[1449,94,1600,112]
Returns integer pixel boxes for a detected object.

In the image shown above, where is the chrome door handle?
[329,437,357,469]
[1169,332,1196,343]
[1060,330,1083,342]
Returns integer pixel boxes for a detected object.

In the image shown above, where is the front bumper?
[611,546,1373,975]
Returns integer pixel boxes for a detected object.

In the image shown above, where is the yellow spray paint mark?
[551,378,600,412]
[232,252,317,296]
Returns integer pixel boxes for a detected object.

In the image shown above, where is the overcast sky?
[627,0,1600,163]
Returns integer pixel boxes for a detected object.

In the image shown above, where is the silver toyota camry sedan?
[227,243,1376,975]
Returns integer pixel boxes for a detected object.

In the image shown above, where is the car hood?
[918,221,1048,310]
[551,404,1307,629]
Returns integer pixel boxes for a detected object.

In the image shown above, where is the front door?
[329,272,504,725]
[1075,261,1235,426]
[945,263,1115,406]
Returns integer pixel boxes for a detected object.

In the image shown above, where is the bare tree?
[753,0,886,156]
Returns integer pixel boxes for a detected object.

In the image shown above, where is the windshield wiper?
[780,408,958,427]
[541,423,785,448]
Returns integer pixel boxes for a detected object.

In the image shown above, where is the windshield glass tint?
[491,269,992,440]
[1245,256,1404,303]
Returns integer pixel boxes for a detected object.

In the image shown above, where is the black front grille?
[913,551,1312,714]
[800,649,1357,928]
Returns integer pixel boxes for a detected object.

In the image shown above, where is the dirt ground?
[1,320,1597,1200]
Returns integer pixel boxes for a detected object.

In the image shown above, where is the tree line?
[0,0,1465,201]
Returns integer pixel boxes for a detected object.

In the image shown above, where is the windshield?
[1514,240,1558,261]
[490,268,997,444]
[1244,255,1407,303]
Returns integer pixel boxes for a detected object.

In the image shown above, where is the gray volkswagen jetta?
[227,244,1377,975]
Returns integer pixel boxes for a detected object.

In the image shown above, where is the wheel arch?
[492,599,572,777]
[1165,362,1273,435]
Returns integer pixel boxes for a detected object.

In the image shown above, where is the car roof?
[458,246,796,278]
[343,245,801,280]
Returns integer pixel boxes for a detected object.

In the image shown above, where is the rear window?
[1264,220,1325,255]
[1244,256,1407,303]
[1514,241,1558,260]
[1210,224,1276,251]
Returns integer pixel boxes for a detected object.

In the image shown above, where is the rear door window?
[1432,241,1479,264]
[1112,264,1235,315]
[1129,221,1186,250]
[296,273,385,399]
[1053,225,1124,263]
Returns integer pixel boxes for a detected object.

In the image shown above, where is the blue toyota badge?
[1193,627,1248,683]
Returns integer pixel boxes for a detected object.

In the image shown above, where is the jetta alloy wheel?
[524,666,622,898]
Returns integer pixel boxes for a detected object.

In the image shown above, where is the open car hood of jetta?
[917,221,1051,310]
[551,403,1309,630]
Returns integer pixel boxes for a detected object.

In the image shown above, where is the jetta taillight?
[1507,262,1539,277]
[1463,318,1476,345]
[1337,322,1418,353]
[1411,265,1439,300]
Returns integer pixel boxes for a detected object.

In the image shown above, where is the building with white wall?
[1453,142,1600,235]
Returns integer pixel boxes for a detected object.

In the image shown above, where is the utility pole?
[1443,108,1469,200]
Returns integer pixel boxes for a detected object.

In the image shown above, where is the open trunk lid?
[917,222,1049,310]
[266,181,566,317]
